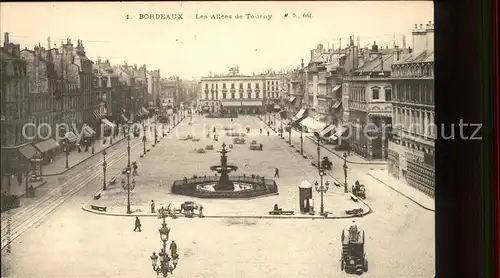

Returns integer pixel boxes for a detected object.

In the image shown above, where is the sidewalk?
[258,115,386,165]
[367,170,435,211]
[42,116,159,176]
[42,133,127,176]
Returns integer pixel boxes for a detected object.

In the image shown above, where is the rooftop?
[393,50,434,65]
[355,54,394,73]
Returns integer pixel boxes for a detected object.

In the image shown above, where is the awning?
[291,108,306,122]
[34,138,60,153]
[82,125,96,138]
[332,100,342,109]
[318,125,336,138]
[101,118,117,129]
[121,114,129,122]
[289,97,297,102]
[329,125,348,140]
[369,112,392,118]
[273,105,281,109]
[65,132,79,143]
[93,109,102,120]
[136,110,144,117]
[332,85,342,92]
[19,144,39,160]
[141,107,149,115]
[221,101,243,107]
[299,117,326,132]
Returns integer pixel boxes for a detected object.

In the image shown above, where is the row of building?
[197,22,435,197]
[1,33,185,190]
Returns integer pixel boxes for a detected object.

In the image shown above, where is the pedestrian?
[213,127,216,133]
[169,240,178,256]
[134,216,142,232]
[260,128,262,134]
[133,163,138,176]
[274,168,279,178]
[267,130,270,136]
[347,146,351,156]
[77,144,81,153]
[198,205,204,218]
[151,200,155,213]
[259,143,263,150]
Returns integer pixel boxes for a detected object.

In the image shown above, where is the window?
[222,93,227,99]
[231,92,235,99]
[231,83,235,89]
[211,92,214,99]
[385,88,392,101]
[239,92,243,98]
[247,83,251,89]
[211,83,214,89]
[222,83,226,89]
[256,92,260,98]
[239,83,243,89]
[372,88,379,100]
[215,92,219,99]
[205,92,208,99]
[255,83,259,89]
[215,84,218,89]
[248,92,252,98]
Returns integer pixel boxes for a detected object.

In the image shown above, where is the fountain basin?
[172,176,279,199]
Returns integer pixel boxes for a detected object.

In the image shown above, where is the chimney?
[372,41,378,53]
[412,22,428,54]
[4,32,9,45]
[426,21,434,52]
[301,59,304,68]
[393,45,401,62]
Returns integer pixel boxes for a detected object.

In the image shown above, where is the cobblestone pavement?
[1,115,434,278]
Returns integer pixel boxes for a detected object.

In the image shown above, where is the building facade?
[388,21,435,196]
[200,67,266,115]
[346,43,394,160]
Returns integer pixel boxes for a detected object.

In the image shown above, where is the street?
[1,115,434,278]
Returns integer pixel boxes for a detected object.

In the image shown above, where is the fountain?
[171,143,279,199]
[209,142,238,191]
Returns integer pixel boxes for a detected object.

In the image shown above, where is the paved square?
[2,116,434,278]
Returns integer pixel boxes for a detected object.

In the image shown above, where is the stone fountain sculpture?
[209,142,239,191]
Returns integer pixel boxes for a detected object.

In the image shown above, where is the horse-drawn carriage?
[320,156,332,170]
[340,224,368,274]
[249,141,263,151]
[352,181,366,199]
[233,137,246,144]
[180,201,203,218]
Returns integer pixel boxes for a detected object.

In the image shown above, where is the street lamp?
[61,138,69,169]
[154,111,158,145]
[343,152,349,193]
[150,211,177,277]
[313,132,321,173]
[142,127,147,156]
[162,122,166,137]
[288,124,292,146]
[280,119,283,138]
[102,150,107,191]
[127,120,132,167]
[314,171,330,215]
[91,135,95,154]
[121,166,135,214]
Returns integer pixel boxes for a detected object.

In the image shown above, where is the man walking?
[267,130,270,136]
[151,200,156,213]
[134,216,142,232]
[169,240,178,256]
[274,168,280,178]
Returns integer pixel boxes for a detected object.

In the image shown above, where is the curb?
[42,136,127,177]
[305,136,387,166]
[367,173,435,211]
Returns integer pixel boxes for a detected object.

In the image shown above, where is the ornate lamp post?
[150,210,177,277]
[154,110,158,145]
[280,119,283,138]
[102,150,107,191]
[142,129,147,156]
[61,138,69,169]
[343,152,349,193]
[121,168,135,214]
[288,124,292,146]
[127,120,132,167]
[313,132,321,172]
[314,171,330,215]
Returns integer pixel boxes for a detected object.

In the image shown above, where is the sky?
[1,2,433,80]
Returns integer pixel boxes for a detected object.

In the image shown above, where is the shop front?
[33,138,60,164]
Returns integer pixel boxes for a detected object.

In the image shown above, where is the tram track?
[1,139,142,251]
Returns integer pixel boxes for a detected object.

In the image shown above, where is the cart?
[340,228,368,274]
